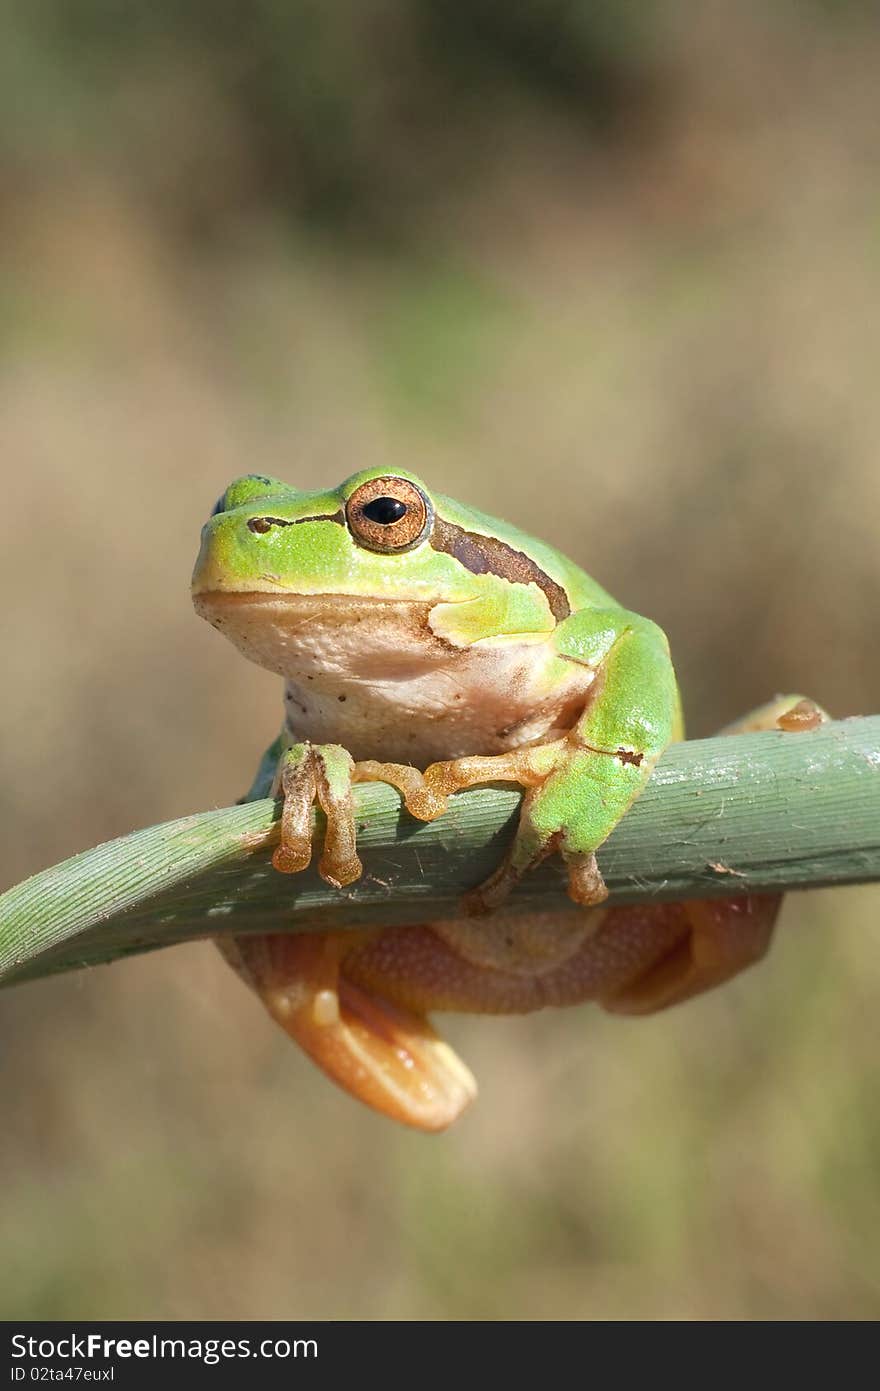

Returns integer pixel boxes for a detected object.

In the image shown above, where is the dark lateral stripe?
[250,510,345,528]
[430,517,571,622]
[298,510,344,526]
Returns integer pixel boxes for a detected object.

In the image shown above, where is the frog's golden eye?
[345,476,432,553]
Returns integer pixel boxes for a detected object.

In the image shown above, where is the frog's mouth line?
[192,589,438,622]
[192,590,455,657]
[193,590,560,660]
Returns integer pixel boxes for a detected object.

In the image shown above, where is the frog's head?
[192,467,571,677]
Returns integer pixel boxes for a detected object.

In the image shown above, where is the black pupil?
[362,496,407,525]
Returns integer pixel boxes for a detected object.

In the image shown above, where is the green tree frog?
[192,469,823,1131]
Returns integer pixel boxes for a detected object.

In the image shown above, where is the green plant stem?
[1,717,878,988]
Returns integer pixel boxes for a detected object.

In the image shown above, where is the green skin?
[192,467,683,907]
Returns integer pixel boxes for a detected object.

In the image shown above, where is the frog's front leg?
[489,610,680,909]
[267,739,456,887]
[363,609,680,912]
[266,610,675,909]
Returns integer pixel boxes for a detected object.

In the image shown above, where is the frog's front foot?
[362,741,617,913]
[462,846,607,917]
[272,737,631,912]
[271,743,363,887]
[271,743,452,890]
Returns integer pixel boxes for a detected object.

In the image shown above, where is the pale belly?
[275,602,593,764]
[282,652,590,764]
[196,591,594,765]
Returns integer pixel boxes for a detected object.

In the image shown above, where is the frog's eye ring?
[345,476,432,553]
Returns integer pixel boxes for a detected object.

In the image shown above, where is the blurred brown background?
[2,1,879,1319]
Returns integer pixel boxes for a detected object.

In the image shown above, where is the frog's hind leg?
[597,895,779,1015]
[218,933,476,1133]
[597,694,828,1015]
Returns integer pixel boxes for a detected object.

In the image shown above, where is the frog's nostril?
[247,516,294,534]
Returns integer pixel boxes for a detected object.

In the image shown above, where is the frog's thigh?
[221,932,476,1133]
[597,896,780,1015]
[337,900,771,1023]
[598,694,827,1014]
[343,909,687,1014]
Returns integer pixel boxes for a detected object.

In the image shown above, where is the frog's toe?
[463,843,609,916]
[271,743,317,874]
[717,693,830,736]
[352,759,448,821]
[271,742,363,886]
[312,745,362,887]
[227,932,477,1132]
[774,697,828,733]
[563,851,609,907]
[461,860,523,916]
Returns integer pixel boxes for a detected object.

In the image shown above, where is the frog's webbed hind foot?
[220,932,477,1132]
